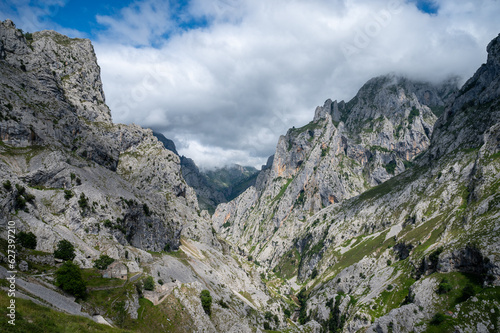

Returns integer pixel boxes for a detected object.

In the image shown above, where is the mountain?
[213,73,458,257]
[153,131,260,213]
[214,34,500,332]
[1,18,499,333]
[0,20,281,332]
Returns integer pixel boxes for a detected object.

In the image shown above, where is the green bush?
[430,312,446,326]
[384,161,397,175]
[55,261,87,299]
[78,193,88,210]
[457,283,476,303]
[408,107,420,124]
[437,278,452,294]
[200,289,212,315]
[311,268,318,279]
[3,180,12,191]
[143,276,155,291]
[54,239,75,261]
[64,189,73,200]
[217,299,229,309]
[429,247,443,267]
[93,255,115,270]
[17,231,37,249]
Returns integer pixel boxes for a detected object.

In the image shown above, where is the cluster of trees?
[53,240,87,299]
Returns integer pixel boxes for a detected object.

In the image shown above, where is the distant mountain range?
[153,132,260,213]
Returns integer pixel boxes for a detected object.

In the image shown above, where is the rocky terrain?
[0,18,499,333]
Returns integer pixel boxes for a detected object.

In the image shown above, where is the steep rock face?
[0,20,214,261]
[213,73,457,266]
[277,33,500,333]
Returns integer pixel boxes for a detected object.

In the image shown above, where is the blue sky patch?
[410,0,439,15]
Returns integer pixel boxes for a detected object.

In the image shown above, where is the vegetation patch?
[0,291,124,332]
[274,248,301,279]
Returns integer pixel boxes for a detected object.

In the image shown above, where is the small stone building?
[102,261,128,280]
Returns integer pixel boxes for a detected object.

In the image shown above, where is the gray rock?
[18,260,28,271]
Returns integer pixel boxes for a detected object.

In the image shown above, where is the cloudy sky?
[2,0,500,169]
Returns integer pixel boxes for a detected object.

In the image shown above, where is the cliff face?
[213,34,500,332]
[0,19,215,261]
[213,72,458,264]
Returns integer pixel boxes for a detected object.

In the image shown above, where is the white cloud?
[95,0,175,46]
[6,0,500,169]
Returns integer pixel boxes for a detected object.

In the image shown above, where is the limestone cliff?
[213,72,458,264]
[0,19,214,260]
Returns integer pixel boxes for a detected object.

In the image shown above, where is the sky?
[1,0,500,169]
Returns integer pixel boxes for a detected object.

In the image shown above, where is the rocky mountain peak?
[0,20,111,124]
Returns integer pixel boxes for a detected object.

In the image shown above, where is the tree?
[17,231,37,249]
[200,289,212,315]
[143,276,155,291]
[54,239,76,261]
[55,261,87,298]
[93,255,115,270]
[78,193,88,210]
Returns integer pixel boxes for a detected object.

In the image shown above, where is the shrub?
[200,289,212,315]
[3,180,12,191]
[17,231,37,249]
[311,268,318,279]
[408,107,420,124]
[78,193,88,210]
[93,255,115,270]
[457,283,476,303]
[54,239,75,261]
[217,299,229,309]
[284,308,291,318]
[24,32,33,42]
[384,161,397,175]
[437,278,452,294]
[430,313,446,326]
[64,189,73,200]
[55,261,86,299]
[143,276,155,291]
